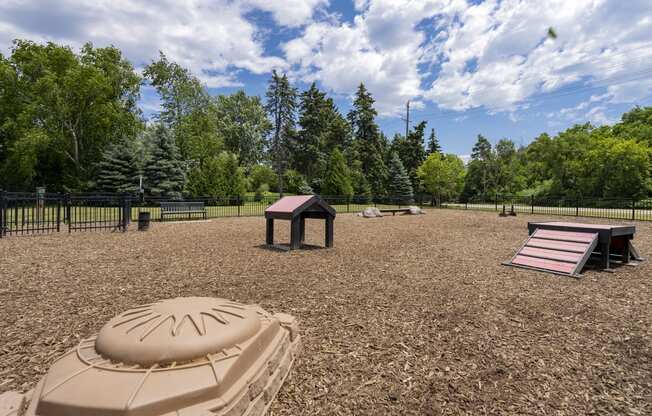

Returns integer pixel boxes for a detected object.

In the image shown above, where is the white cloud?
[425,0,652,112]
[283,0,465,115]
[243,0,328,27]
[0,0,323,88]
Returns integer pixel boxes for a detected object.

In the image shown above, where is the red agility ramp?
[504,228,598,277]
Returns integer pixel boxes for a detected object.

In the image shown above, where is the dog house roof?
[25,297,300,416]
[265,195,336,219]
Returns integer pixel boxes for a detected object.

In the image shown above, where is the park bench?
[379,208,411,216]
[160,201,207,220]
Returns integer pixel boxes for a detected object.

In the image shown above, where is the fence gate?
[0,191,130,237]
[0,192,62,237]
[67,194,130,233]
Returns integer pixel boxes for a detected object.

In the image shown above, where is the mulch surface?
[1,210,650,415]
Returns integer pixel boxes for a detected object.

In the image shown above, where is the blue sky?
[2,0,652,157]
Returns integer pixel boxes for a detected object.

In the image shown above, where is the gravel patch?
[1,210,650,415]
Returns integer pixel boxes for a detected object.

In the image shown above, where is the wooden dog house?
[265,195,336,249]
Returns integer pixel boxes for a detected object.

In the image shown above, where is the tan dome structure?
[22,297,300,416]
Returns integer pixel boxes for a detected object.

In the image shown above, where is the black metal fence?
[3,190,652,238]
[441,195,652,221]
[0,191,129,237]
[131,194,431,221]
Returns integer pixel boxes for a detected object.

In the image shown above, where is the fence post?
[347,196,350,213]
[0,190,5,238]
[576,199,579,217]
[122,194,130,232]
[66,194,72,233]
[632,199,636,221]
[56,196,61,233]
[494,195,498,211]
[237,196,241,217]
[531,195,534,214]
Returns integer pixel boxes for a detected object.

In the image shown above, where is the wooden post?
[300,216,306,244]
[600,241,610,270]
[266,218,274,245]
[290,217,302,249]
[325,216,334,248]
[622,237,631,264]
[632,199,636,221]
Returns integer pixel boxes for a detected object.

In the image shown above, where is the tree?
[143,125,185,198]
[215,90,270,168]
[418,153,465,204]
[348,83,387,195]
[0,40,142,191]
[248,164,278,192]
[392,121,427,191]
[386,152,413,203]
[427,128,441,155]
[321,148,353,197]
[283,169,312,194]
[465,135,497,198]
[144,52,221,165]
[94,138,141,194]
[186,151,247,199]
[265,70,297,196]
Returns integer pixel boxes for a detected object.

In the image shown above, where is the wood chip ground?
[1,210,650,415]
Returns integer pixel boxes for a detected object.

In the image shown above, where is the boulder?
[406,206,425,215]
[360,207,383,218]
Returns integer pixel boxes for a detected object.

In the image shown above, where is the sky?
[1,0,652,157]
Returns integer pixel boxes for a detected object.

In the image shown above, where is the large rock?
[406,206,425,215]
[360,207,383,218]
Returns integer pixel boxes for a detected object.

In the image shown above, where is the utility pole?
[405,100,410,138]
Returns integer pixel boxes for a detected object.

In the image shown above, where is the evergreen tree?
[95,138,141,194]
[387,152,413,203]
[427,128,441,154]
[294,82,328,183]
[186,151,246,199]
[143,125,185,198]
[322,148,354,197]
[348,83,387,195]
[265,70,297,196]
[392,121,427,192]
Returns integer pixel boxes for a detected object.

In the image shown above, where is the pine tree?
[387,152,414,203]
[321,148,354,197]
[95,138,141,194]
[143,125,185,198]
[427,128,441,154]
[348,83,387,195]
[265,70,297,196]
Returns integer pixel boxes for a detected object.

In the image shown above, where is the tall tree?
[143,125,185,198]
[94,137,141,194]
[427,128,441,154]
[265,70,297,196]
[295,82,329,184]
[144,53,221,164]
[393,121,427,191]
[387,152,413,203]
[187,151,247,199]
[0,40,142,191]
[215,91,270,168]
[322,147,354,197]
[418,153,465,204]
[348,83,387,195]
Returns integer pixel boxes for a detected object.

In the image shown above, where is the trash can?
[138,211,150,231]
